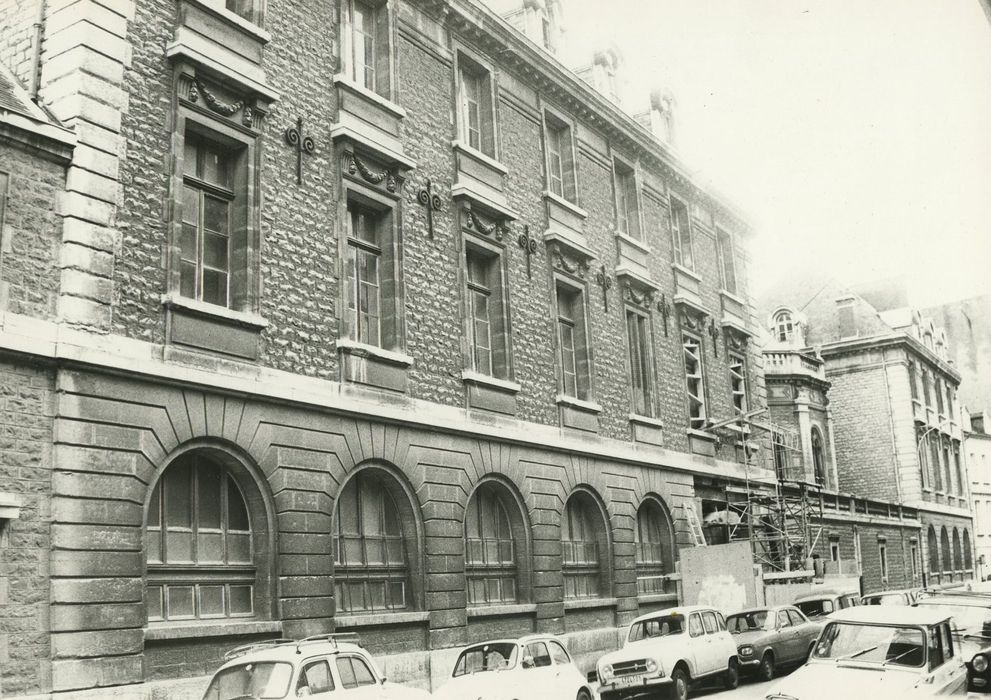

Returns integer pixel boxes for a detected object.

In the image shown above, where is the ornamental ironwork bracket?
[708,318,720,357]
[285,117,315,184]
[657,293,671,337]
[517,225,538,278]
[595,265,613,313]
[417,179,443,238]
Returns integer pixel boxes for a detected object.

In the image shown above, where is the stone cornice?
[0,117,75,164]
[764,372,831,393]
[819,332,962,384]
[407,0,753,236]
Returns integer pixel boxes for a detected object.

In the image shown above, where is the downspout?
[881,361,903,503]
[28,0,47,102]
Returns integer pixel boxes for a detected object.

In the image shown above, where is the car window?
[715,612,727,632]
[776,611,792,629]
[629,615,685,641]
[689,613,704,637]
[928,628,945,669]
[453,643,518,676]
[940,623,954,660]
[204,662,293,700]
[702,612,719,634]
[548,641,571,665]
[335,656,377,689]
[727,611,771,633]
[525,642,552,668]
[787,609,806,626]
[815,622,925,667]
[297,660,335,695]
[797,599,832,617]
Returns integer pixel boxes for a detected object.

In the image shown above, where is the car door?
[687,613,710,676]
[522,641,558,697]
[334,654,383,699]
[296,658,337,699]
[926,622,968,695]
[775,609,802,664]
[786,608,816,658]
[548,639,582,699]
[701,611,725,675]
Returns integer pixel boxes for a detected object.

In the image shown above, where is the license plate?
[613,674,646,687]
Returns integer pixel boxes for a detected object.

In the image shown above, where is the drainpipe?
[28,0,47,102]
[881,362,903,503]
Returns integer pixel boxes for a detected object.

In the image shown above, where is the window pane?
[166,531,193,563]
[202,269,228,307]
[200,585,225,617]
[228,533,251,564]
[167,586,195,619]
[197,465,223,530]
[228,479,250,531]
[336,658,358,690]
[164,462,192,528]
[198,532,224,563]
[180,261,197,298]
[203,232,229,271]
[147,527,162,564]
[182,186,199,226]
[203,196,229,234]
[200,147,230,189]
[147,585,163,621]
[229,585,253,615]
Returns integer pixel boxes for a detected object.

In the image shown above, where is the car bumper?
[599,676,670,700]
[738,657,761,669]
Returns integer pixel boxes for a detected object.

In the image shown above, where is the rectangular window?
[947,386,955,419]
[911,542,918,577]
[716,228,738,295]
[614,161,640,239]
[931,437,943,492]
[936,378,945,415]
[343,0,391,97]
[909,362,919,401]
[544,114,576,202]
[829,537,840,563]
[458,56,495,157]
[683,333,706,429]
[954,446,963,497]
[918,425,930,489]
[181,136,235,308]
[626,309,653,417]
[670,196,693,269]
[556,284,590,400]
[465,246,509,378]
[879,541,888,580]
[345,201,383,347]
[729,351,748,415]
[922,369,932,408]
[0,172,7,239]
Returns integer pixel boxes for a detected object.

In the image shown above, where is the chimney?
[494,0,564,54]
[635,88,676,145]
[576,46,623,103]
[836,297,856,339]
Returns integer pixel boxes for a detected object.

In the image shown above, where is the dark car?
[914,590,991,693]
[861,588,920,606]
[792,589,860,619]
[725,605,822,681]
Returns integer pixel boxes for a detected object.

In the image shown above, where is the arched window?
[146,452,254,622]
[941,527,952,573]
[952,528,963,572]
[927,526,939,574]
[635,498,674,596]
[774,311,794,342]
[561,491,608,600]
[811,428,826,486]
[964,530,973,571]
[334,470,412,613]
[465,484,520,605]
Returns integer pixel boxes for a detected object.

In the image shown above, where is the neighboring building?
[0,0,771,695]
[968,410,991,580]
[924,295,991,415]
[761,275,975,590]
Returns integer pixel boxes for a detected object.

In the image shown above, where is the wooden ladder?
[685,503,707,546]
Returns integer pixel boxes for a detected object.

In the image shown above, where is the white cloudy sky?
[552,0,991,307]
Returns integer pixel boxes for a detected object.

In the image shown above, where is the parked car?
[726,605,823,681]
[201,634,430,700]
[914,589,991,693]
[860,588,920,606]
[764,606,968,700]
[593,605,738,700]
[431,634,592,700]
[793,589,860,619]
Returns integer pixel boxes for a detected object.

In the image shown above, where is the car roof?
[727,605,797,616]
[462,635,563,648]
[631,605,718,624]
[827,605,952,626]
[219,640,365,668]
[917,594,991,608]
[793,589,857,602]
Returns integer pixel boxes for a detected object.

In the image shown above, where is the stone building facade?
[761,277,976,592]
[967,411,991,580]
[0,0,770,695]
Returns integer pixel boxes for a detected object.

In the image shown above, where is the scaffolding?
[701,410,824,574]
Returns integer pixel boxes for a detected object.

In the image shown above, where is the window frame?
[682,330,707,429]
[340,0,394,100]
[462,238,511,380]
[634,498,674,596]
[669,194,694,270]
[561,492,607,600]
[465,483,522,606]
[554,278,592,401]
[811,427,826,486]
[455,49,498,159]
[774,310,794,343]
[625,305,656,418]
[613,157,641,240]
[542,107,578,203]
[715,227,738,295]
[728,349,748,416]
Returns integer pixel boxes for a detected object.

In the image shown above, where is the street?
[690,674,781,700]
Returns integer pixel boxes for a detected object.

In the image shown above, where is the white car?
[594,605,739,700]
[430,634,592,700]
[201,634,431,700]
[765,606,968,700]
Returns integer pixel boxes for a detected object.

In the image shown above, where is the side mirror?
[522,656,535,669]
[380,677,387,685]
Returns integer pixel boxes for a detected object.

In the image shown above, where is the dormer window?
[774,311,794,343]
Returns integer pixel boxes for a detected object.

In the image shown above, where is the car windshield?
[796,599,835,617]
[916,601,991,638]
[726,611,772,633]
[864,594,903,606]
[813,622,926,667]
[453,643,518,676]
[203,662,294,700]
[628,615,685,642]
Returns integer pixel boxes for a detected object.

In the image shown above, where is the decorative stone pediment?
[342,148,405,196]
[460,203,508,243]
[724,325,749,351]
[177,70,270,132]
[616,267,659,310]
[678,305,707,332]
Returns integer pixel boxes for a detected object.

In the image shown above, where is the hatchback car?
[764,606,967,700]
[726,605,822,681]
[914,590,991,693]
[201,634,431,700]
[860,588,919,606]
[430,634,592,700]
[793,589,860,619]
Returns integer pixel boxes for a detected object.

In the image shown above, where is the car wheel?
[758,652,775,682]
[723,659,740,690]
[669,668,689,700]
[577,689,592,700]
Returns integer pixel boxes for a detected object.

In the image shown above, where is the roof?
[631,605,715,624]
[793,589,858,602]
[220,639,365,667]
[461,635,559,648]
[827,606,952,626]
[0,63,74,152]
[727,605,796,616]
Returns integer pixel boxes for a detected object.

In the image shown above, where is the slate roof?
[0,62,74,148]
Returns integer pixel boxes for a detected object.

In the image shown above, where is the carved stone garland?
[463,207,506,242]
[547,241,590,279]
[188,79,253,128]
[622,279,654,309]
[343,151,399,193]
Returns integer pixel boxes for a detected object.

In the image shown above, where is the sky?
[552,0,991,308]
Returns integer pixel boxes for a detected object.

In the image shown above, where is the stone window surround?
[338,0,396,101]
[727,347,749,416]
[669,192,694,271]
[634,495,676,596]
[715,225,739,297]
[461,232,513,383]
[612,153,642,241]
[624,302,657,420]
[552,273,594,404]
[454,45,499,161]
[681,328,708,431]
[541,104,579,205]
[561,488,613,601]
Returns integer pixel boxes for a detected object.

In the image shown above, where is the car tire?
[758,652,775,682]
[723,659,740,690]
[668,668,689,700]
[577,690,592,700]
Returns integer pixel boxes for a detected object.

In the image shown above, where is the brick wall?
[808,518,920,594]
[0,359,55,697]
[0,141,64,320]
[0,0,37,87]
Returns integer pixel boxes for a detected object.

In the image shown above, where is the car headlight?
[973,654,989,673]
[646,658,658,674]
[600,664,614,682]
[739,645,755,657]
